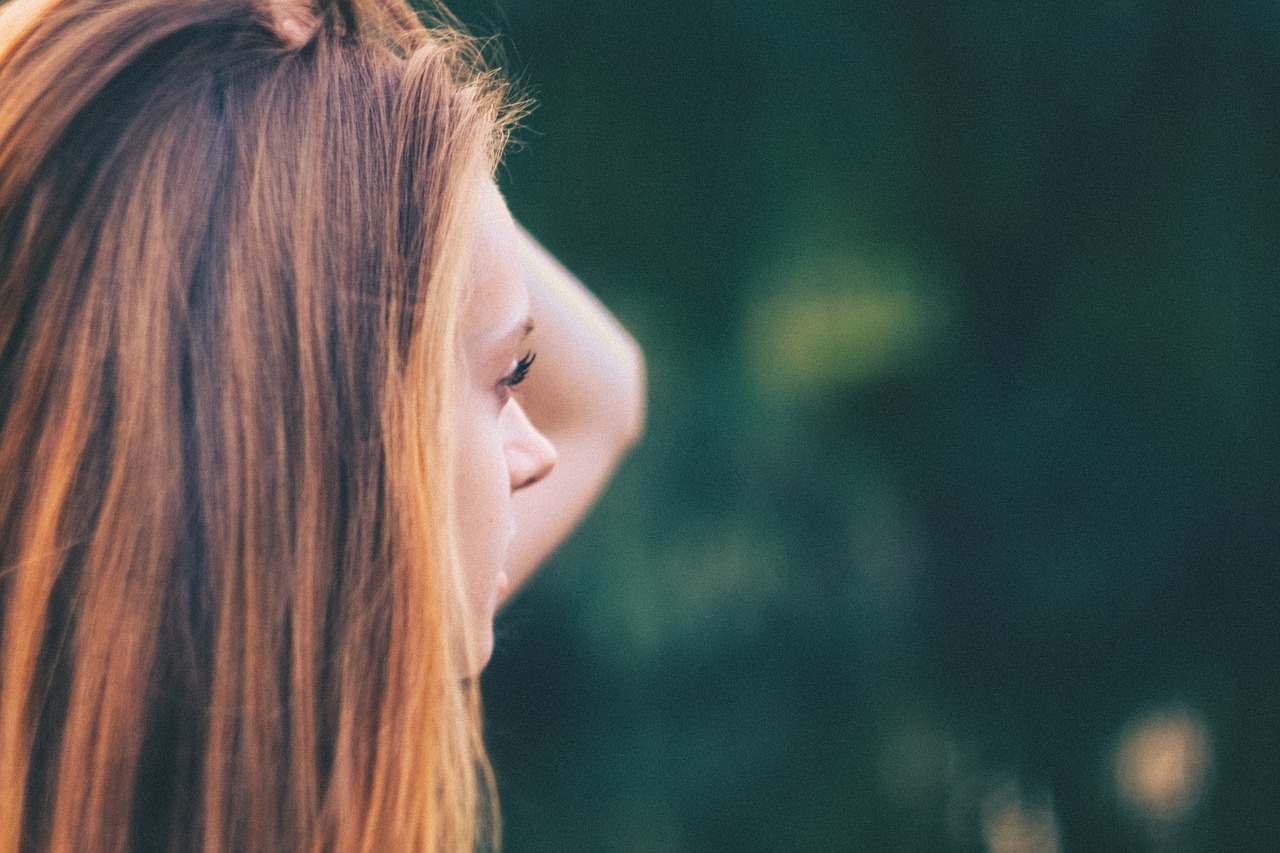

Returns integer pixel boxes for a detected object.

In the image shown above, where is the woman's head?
[0,1,516,849]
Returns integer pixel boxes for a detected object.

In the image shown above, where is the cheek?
[452,394,513,575]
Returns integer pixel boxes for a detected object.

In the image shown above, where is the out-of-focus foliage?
[446,0,1279,850]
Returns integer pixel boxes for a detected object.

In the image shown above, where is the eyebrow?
[492,315,535,352]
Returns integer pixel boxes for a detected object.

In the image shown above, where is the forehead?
[463,182,529,349]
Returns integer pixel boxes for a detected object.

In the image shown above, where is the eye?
[496,350,535,403]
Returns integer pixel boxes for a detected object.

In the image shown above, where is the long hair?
[0,1,512,849]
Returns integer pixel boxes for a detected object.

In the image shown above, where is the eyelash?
[497,350,536,400]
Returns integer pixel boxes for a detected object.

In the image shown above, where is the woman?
[0,0,644,850]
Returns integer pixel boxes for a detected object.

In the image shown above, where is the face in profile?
[453,181,557,667]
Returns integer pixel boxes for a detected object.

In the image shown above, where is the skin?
[0,0,45,44]
[455,181,645,665]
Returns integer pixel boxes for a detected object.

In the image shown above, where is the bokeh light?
[1114,706,1213,829]
[980,780,1062,853]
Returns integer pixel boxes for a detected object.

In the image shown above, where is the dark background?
[446,1,1278,850]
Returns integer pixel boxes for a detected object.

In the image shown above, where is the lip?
[493,515,515,606]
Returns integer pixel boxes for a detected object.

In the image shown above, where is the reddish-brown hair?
[0,1,511,849]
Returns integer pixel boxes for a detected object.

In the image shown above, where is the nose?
[504,399,557,491]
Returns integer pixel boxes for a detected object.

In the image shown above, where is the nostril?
[504,398,556,490]
[538,434,557,474]
[511,434,555,492]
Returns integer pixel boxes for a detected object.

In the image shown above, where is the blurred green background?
[448,1,1278,850]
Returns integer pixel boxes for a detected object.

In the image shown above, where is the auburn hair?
[0,1,511,850]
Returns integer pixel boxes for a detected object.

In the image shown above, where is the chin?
[476,627,495,672]
[459,623,496,678]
